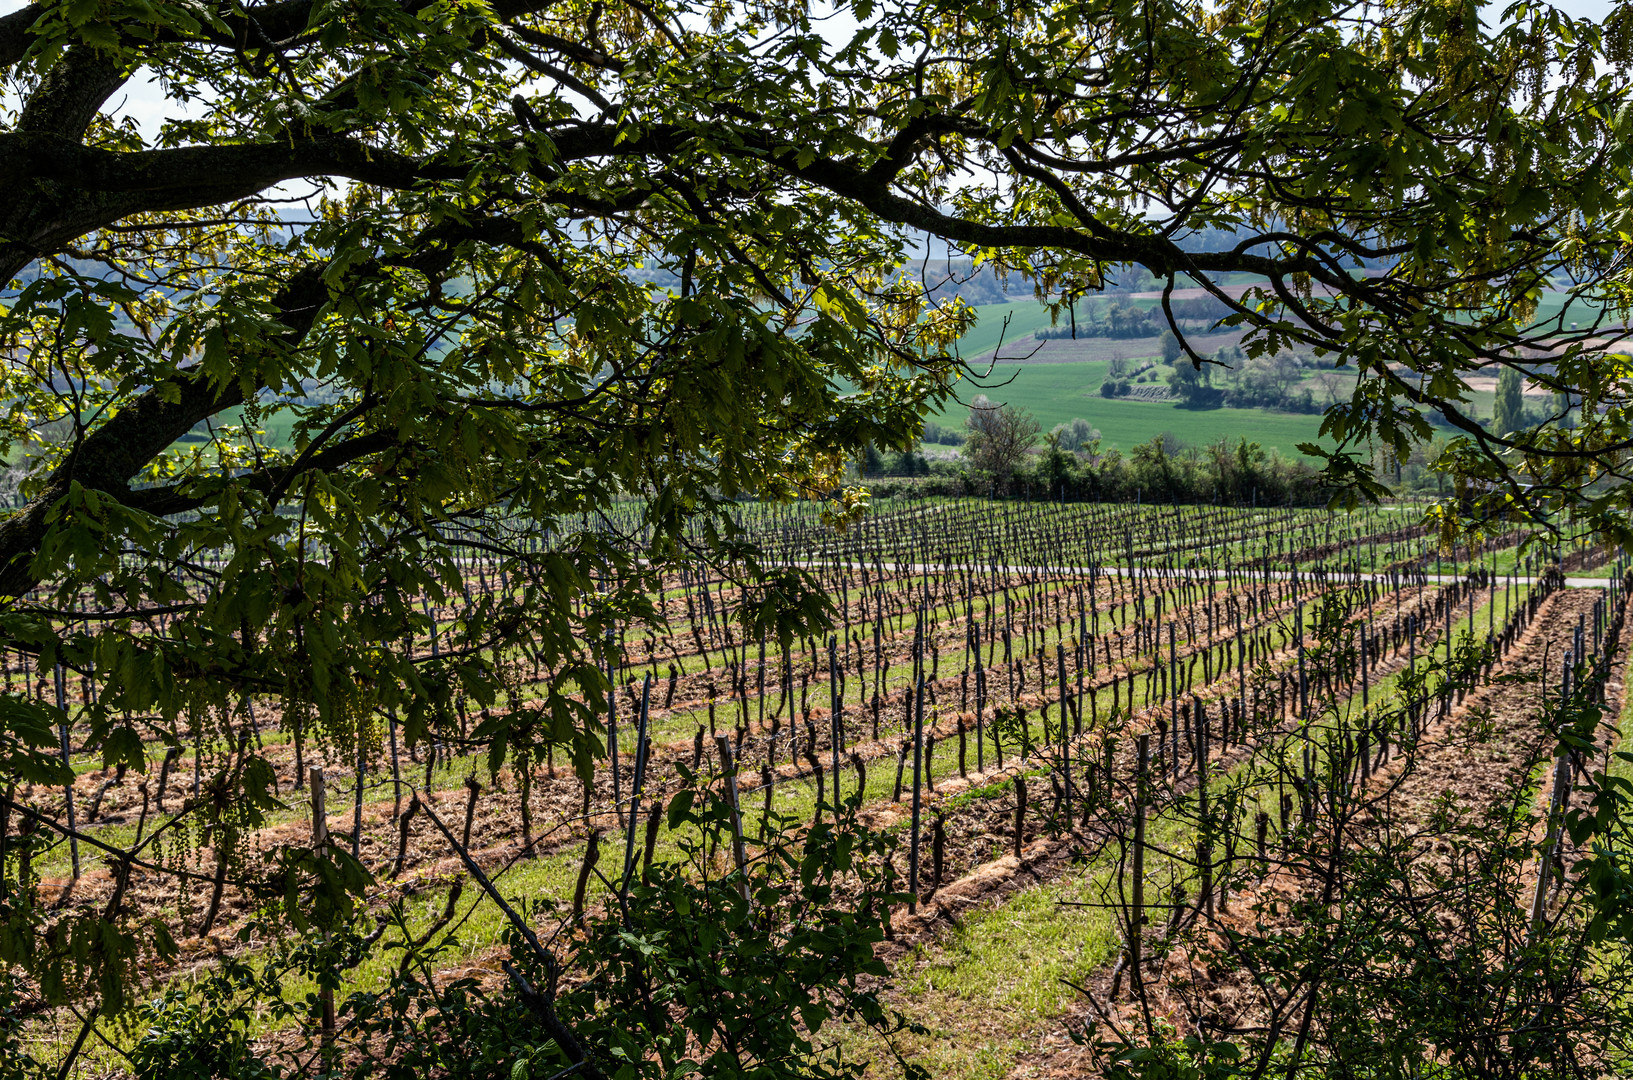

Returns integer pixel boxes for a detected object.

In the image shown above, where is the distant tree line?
[1035,295,1235,339]
[1030,431,1325,505]
[1095,339,1328,414]
[858,442,931,477]
[861,397,1325,505]
[638,258,1038,307]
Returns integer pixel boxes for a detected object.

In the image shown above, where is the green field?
[942,300,1329,457]
[1528,289,1607,330]
[936,287,1612,458]
[179,404,302,449]
[938,355,1331,457]
[949,299,1064,358]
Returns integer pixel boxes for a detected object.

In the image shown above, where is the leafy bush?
[129,975,280,1080]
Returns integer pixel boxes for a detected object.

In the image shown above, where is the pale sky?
[1557,0,1617,15]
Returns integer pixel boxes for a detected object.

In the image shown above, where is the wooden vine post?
[606,621,621,809]
[828,636,843,826]
[1530,745,1571,945]
[974,628,986,773]
[1197,703,1212,918]
[908,674,926,913]
[1130,735,1149,1001]
[52,663,79,879]
[619,675,653,898]
[1168,623,1179,776]
[310,766,335,1047]
[714,736,752,909]
[1057,643,1072,830]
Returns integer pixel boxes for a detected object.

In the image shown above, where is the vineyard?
[16,497,1633,1077]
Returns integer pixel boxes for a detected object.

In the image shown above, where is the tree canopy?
[3,0,1633,1058]
[964,394,1040,491]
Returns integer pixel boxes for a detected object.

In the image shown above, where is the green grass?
[947,301,1065,360]
[936,289,1615,459]
[838,576,1526,1080]
[1528,291,1607,332]
[1421,539,1612,579]
[939,348,1329,458]
[941,302,1330,456]
[865,864,1124,1079]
